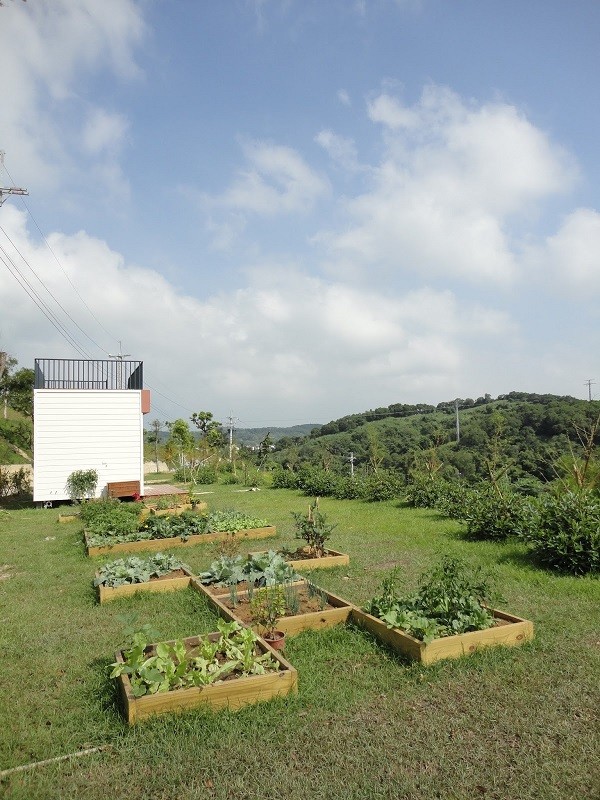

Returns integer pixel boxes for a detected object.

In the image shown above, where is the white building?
[33,358,150,504]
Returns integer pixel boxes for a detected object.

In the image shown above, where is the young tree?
[165,419,195,475]
[146,419,163,473]
[190,410,221,437]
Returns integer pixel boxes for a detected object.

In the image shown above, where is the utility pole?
[108,341,131,389]
[349,451,355,478]
[0,351,7,420]
[227,413,236,465]
[0,152,28,206]
[584,379,595,402]
[455,399,460,443]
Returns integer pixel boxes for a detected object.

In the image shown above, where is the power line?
[0,224,108,356]
[1,157,118,351]
[0,246,92,358]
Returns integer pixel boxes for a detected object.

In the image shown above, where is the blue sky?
[1,0,599,426]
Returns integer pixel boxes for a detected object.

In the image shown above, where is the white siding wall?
[33,390,144,502]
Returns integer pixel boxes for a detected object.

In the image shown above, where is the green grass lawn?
[1,487,599,799]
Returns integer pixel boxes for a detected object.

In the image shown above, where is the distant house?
[33,358,150,504]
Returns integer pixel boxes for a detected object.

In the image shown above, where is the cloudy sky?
[1,0,599,427]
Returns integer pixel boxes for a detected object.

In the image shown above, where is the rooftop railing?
[34,359,143,390]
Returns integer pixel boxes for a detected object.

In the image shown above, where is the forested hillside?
[272,392,600,485]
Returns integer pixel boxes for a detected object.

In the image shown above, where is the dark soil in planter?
[149,569,189,582]
[221,585,335,625]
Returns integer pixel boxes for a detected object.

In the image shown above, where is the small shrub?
[523,490,600,574]
[80,498,141,536]
[331,476,364,500]
[457,484,535,541]
[291,498,336,557]
[296,467,340,497]
[271,469,300,490]
[66,469,98,502]
[358,472,402,502]
[193,467,218,485]
[404,475,445,509]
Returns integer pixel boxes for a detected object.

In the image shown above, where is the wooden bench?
[107,480,141,499]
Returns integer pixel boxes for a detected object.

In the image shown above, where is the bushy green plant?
[109,619,278,697]
[271,469,300,490]
[140,510,207,539]
[522,490,600,574]
[404,475,446,509]
[192,466,218,485]
[457,483,536,541]
[291,498,336,557]
[66,469,98,502]
[94,553,190,588]
[198,554,246,586]
[249,585,286,635]
[358,472,402,502]
[296,467,340,497]
[80,498,141,537]
[435,481,473,520]
[365,556,502,642]
[331,476,364,500]
[205,509,268,533]
[199,550,299,588]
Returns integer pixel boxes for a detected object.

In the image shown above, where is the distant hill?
[271,392,600,484]
[234,424,321,448]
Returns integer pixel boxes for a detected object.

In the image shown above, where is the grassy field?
[1,486,599,799]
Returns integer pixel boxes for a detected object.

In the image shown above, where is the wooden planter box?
[85,526,277,557]
[202,578,306,599]
[96,566,195,604]
[192,579,353,637]
[350,607,534,666]
[139,502,207,521]
[250,548,349,571]
[58,513,79,523]
[114,632,298,724]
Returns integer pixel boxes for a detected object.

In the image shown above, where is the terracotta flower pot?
[263,630,286,651]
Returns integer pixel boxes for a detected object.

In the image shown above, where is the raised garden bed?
[139,502,207,520]
[113,631,297,724]
[96,566,195,604]
[85,526,277,557]
[251,548,349,571]
[58,513,79,523]
[192,578,353,636]
[350,607,534,665]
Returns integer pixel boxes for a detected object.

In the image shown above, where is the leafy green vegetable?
[365,556,503,643]
[94,553,190,588]
[198,550,299,587]
[109,619,279,697]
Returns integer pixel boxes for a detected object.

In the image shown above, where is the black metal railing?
[34,359,143,390]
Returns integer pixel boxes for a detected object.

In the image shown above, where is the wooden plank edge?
[96,567,195,604]
[85,526,277,557]
[350,607,534,664]
[114,633,297,724]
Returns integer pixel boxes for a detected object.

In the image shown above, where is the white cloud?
[206,140,330,216]
[532,208,600,294]
[323,85,577,286]
[337,89,351,107]
[315,129,362,172]
[1,207,525,422]
[0,0,144,196]
[82,109,129,157]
